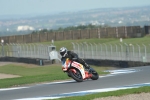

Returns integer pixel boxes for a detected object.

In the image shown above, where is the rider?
[59,47,90,70]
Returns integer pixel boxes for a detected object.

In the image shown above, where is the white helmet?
[60,47,67,57]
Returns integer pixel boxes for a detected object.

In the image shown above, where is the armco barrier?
[84,59,150,68]
[0,57,53,65]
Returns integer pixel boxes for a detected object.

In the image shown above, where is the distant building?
[91,21,100,25]
[17,26,34,31]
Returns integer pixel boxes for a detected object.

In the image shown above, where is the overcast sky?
[0,0,150,16]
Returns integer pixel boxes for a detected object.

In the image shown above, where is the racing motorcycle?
[61,58,99,82]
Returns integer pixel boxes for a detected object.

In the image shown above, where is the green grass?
[42,37,150,53]
[0,64,110,88]
[45,38,117,50]
[0,64,68,88]
[55,86,150,100]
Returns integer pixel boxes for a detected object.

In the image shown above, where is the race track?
[0,66,150,100]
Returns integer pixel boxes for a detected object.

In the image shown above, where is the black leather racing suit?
[61,51,90,69]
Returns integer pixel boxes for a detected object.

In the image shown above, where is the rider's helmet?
[60,47,67,57]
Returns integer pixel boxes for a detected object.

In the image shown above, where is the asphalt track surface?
[0,66,150,100]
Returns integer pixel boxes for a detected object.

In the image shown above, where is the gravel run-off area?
[93,92,150,100]
[0,62,21,79]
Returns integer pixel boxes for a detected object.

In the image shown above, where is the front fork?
[84,71,92,79]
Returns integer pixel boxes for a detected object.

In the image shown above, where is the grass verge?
[43,37,150,51]
[0,63,111,88]
[55,86,150,100]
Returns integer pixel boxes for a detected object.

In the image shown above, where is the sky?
[0,0,150,16]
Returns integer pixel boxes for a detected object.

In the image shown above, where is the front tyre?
[68,68,83,82]
[90,68,99,80]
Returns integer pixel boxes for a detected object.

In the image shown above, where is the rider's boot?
[84,63,92,73]
[84,64,96,74]
[84,63,90,69]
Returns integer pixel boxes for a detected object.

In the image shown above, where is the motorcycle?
[61,58,99,82]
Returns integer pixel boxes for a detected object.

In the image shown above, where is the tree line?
[31,24,109,34]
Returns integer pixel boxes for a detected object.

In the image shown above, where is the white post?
[142,44,147,62]
[94,43,97,59]
[136,44,141,61]
[98,28,100,39]
[90,43,93,59]
[116,27,118,38]
[1,39,4,57]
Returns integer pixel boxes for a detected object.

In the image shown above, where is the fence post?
[119,43,123,60]
[125,26,127,38]
[94,43,97,59]
[71,42,75,51]
[136,44,141,61]
[129,44,135,61]
[116,27,118,38]
[76,43,80,55]
[103,43,107,59]
[90,43,93,59]
[80,43,84,58]
[109,44,112,60]
[142,44,147,62]
[99,44,102,59]
[98,28,100,39]
[1,39,4,57]
[84,42,88,59]
[124,43,129,61]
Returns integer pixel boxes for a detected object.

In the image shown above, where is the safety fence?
[0,26,144,44]
[0,43,60,60]
[72,42,150,63]
[1,43,150,63]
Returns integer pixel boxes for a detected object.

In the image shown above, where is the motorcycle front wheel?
[68,68,83,82]
[90,68,99,80]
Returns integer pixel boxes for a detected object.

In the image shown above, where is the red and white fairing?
[62,58,86,79]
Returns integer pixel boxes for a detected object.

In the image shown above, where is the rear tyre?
[69,68,83,82]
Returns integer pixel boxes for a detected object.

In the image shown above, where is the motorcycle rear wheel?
[69,68,83,82]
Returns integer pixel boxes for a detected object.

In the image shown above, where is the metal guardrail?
[0,43,60,61]
[72,42,150,63]
[1,42,149,63]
